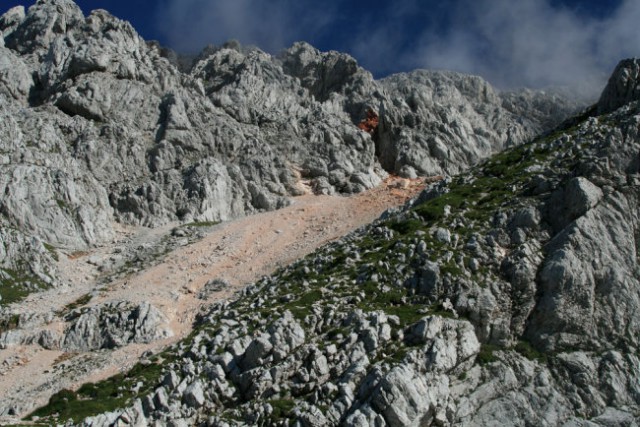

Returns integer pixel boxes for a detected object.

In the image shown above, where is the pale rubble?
[2,0,640,426]
[63,57,640,426]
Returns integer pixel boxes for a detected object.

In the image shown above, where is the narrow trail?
[0,176,427,421]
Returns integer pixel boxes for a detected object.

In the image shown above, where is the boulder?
[597,58,640,114]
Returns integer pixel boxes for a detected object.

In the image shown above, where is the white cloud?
[406,0,640,97]
[156,0,640,97]
[155,0,335,53]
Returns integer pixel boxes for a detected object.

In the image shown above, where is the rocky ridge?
[0,0,579,306]
[22,59,640,426]
[4,0,629,425]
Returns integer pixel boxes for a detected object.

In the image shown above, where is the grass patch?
[282,288,323,320]
[482,148,530,178]
[440,260,463,277]
[268,398,295,419]
[514,340,548,363]
[28,360,165,424]
[386,218,424,235]
[477,344,500,365]
[414,190,467,222]
[411,134,564,228]
[387,346,410,363]
[384,303,426,326]
[0,275,33,305]
[0,313,20,334]
[356,282,425,326]
[426,304,459,319]
[56,294,92,317]
[43,242,59,262]
[0,269,47,306]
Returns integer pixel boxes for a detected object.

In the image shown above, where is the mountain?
[25,59,639,426]
[5,0,637,426]
[0,0,577,295]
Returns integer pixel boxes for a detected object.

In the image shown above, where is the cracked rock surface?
[8,1,640,426]
[35,60,640,426]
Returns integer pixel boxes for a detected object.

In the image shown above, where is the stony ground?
[53,100,639,427]
[0,176,426,424]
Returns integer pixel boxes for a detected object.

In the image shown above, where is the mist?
[156,0,640,98]
[404,0,640,98]
[155,0,335,54]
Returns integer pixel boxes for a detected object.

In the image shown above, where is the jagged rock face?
[188,45,381,198]
[598,58,640,114]
[279,42,582,179]
[0,224,58,287]
[0,1,576,257]
[62,301,173,351]
[65,62,640,426]
[279,41,381,120]
[376,71,579,177]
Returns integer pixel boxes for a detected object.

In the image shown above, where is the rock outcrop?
[597,58,640,114]
[0,1,577,247]
[36,58,640,426]
[10,1,640,426]
[0,0,580,311]
[0,301,172,351]
[62,301,173,351]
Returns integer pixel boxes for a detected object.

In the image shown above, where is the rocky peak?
[4,0,84,54]
[0,0,582,350]
[280,41,362,99]
[0,5,25,41]
[279,41,378,114]
[597,58,640,114]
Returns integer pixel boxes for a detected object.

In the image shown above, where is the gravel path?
[0,176,427,421]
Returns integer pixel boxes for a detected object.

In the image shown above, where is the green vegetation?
[0,280,31,306]
[440,259,463,277]
[282,288,324,320]
[56,293,92,317]
[426,303,459,319]
[0,313,20,334]
[514,340,548,363]
[43,242,59,261]
[477,344,500,365]
[268,398,296,420]
[386,218,424,235]
[0,268,47,306]
[28,359,166,424]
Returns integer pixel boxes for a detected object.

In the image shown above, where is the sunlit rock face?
[9,2,637,425]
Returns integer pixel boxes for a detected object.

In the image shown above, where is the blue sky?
[3,0,640,97]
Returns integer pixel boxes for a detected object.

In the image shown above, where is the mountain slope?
[0,0,578,303]
[4,0,627,425]
[22,59,640,426]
